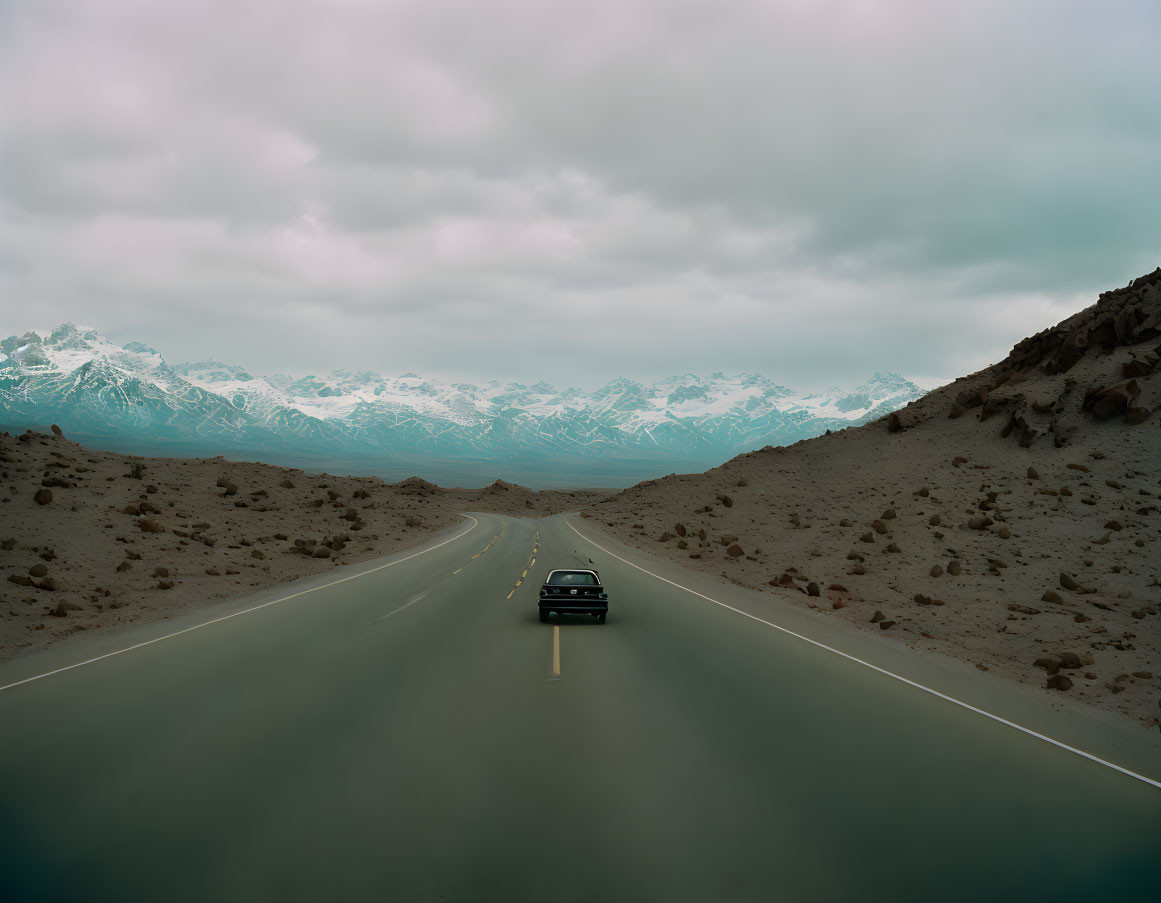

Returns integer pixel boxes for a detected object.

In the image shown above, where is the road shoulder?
[564,514,1161,786]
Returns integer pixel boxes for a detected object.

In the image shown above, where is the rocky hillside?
[585,270,1160,727]
[0,429,606,661]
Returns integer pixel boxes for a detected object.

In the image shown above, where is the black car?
[538,569,608,623]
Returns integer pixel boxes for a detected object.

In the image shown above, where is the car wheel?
[596,613,606,624]
[539,610,549,623]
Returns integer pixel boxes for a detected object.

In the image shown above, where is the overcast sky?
[2,0,1158,390]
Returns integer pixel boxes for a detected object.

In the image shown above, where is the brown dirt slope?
[585,270,1161,728]
[0,434,607,661]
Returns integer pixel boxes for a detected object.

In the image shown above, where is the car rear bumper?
[538,600,608,614]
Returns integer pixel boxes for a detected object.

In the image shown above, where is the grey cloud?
[1,0,1158,390]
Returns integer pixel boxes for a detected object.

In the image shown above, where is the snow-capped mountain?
[0,324,929,475]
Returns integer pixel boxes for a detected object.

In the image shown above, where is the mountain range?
[0,323,933,486]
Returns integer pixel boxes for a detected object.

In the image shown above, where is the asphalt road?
[1,513,1158,902]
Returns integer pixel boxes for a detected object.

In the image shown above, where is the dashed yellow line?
[521,569,528,578]
[516,580,522,587]
[506,590,514,600]
[452,567,463,574]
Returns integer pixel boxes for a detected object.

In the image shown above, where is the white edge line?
[567,520,1161,792]
[0,515,481,694]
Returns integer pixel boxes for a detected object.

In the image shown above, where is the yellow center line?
[515,579,522,587]
[552,625,560,677]
[471,554,480,559]
[530,558,536,567]
[452,567,463,574]
[521,569,528,578]
[506,590,514,600]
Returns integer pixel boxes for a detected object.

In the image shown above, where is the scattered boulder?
[674,523,687,537]
[1058,572,1092,593]
[930,565,943,578]
[872,520,888,534]
[312,546,332,559]
[29,563,48,578]
[1082,379,1140,419]
[726,544,745,558]
[806,581,820,597]
[1041,590,1063,604]
[34,489,53,505]
[871,611,885,623]
[947,561,962,576]
[1046,674,1073,692]
[1027,467,1040,480]
[138,518,165,534]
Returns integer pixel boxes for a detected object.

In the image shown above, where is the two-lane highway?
[1,513,1158,902]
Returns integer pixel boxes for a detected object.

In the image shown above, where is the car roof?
[546,569,598,577]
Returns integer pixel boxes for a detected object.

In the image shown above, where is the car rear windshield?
[547,571,598,586]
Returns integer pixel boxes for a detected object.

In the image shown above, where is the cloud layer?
[3,0,1158,387]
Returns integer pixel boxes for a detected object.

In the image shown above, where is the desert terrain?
[586,270,1160,728]
[0,434,605,661]
[3,271,1158,732]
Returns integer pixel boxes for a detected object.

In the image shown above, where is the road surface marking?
[374,592,428,622]
[0,516,483,695]
[552,625,561,678]
[522,569,528,578]
[452,568,463,574]
[471,554,481,559]
[568,520,1161,792]
[515,580,522,587]
[506,590,514,600]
